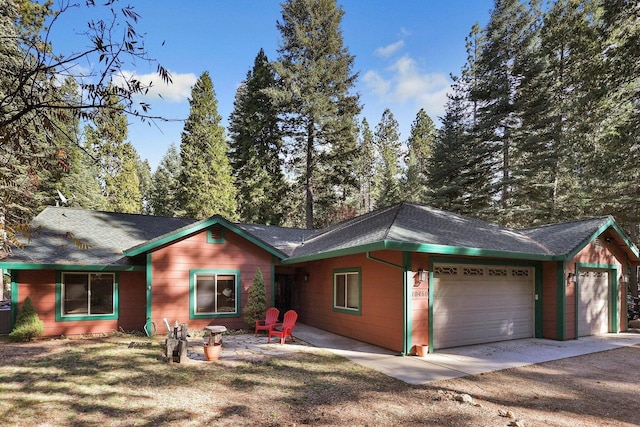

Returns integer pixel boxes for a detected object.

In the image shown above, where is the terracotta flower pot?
[204,342,222,361]
[415,344,428,357]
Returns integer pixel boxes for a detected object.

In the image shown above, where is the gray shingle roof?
[235,224,317,257]
[6,207,195,266]
[289,202,554,259]
[2,203,635,267]
[520,216,612,255]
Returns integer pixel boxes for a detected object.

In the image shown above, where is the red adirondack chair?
[268,310,298,344]
[254,307,280,336]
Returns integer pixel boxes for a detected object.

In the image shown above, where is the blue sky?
[51,1,495,170]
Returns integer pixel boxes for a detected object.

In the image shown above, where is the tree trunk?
[305,120,315,229]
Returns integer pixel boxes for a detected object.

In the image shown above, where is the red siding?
[15,270,143,337]
[298,251,404,352]
[150,228,273,331]
[411,253,430,352]
[118,271,146,332]
[541,262,559,339]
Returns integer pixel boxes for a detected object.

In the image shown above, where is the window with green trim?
[194,272,237,314]
[61,273,115,316]
[333,270,360,313]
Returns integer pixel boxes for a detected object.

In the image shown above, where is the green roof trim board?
[123,215,288,259]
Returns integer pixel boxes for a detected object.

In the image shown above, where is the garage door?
[433,264,534,349]
[577,269,609,336]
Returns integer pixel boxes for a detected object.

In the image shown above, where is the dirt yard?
[0,335,638,426]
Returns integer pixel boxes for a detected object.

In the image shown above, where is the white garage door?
[577,269,609,336]
[433,264,534,350]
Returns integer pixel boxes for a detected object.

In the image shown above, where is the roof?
[286,202,554,262]
[2,202,638,268]
[3,207,195,267]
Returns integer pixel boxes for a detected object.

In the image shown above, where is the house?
[2,202,638,354]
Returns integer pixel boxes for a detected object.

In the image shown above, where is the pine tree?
[472,0,537,222]
[403,109,436,203]
[9,296,44,342]
[271,0,361,228]
[150,143,181,217]
[177,71,237,220]
[229,49,287,225]
[373,109,403,208]
[137,158,153,215]
[594,0,640,227]
[510,0,596,226]
[242,268,267,329]
[429,23,493,217]
[354,118,376,214]
[85,95,142,213]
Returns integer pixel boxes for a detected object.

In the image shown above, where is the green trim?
[565,218,640,261]
[206,226,226,244]
[366,252,404,269]
[284,240,559,265]
[55,271,119,322]
[534,263,543,338]
[574,263,619,337]
[402,252,411,357]
[10,271,18,329]
[557,262,566,340]
[124,216,287,259]
[0,263,143,271]
[146,253,152,328]
[331,267,362,315]
[189,269,241,319]
[428,257,542,352]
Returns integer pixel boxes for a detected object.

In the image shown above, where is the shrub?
[242,268,267,328]
[9,296,44,342]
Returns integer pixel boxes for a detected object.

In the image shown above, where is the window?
[61,273,115,317]
[333,269,361,314]
[191,270,238,317]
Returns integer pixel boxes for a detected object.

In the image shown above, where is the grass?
[0,332,488,426]
[5,332,589,426]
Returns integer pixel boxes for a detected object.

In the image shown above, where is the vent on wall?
[207,225,225,244]
[593,237,602,249]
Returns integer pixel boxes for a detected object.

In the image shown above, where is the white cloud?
[375,40,405,58]
[362,70,390,97]
[113,70,197,103]
[362,54,451,120]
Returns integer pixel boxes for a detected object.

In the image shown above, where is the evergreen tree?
[242,268,267,329]
[510,0,596,226]
[85,95,142,213]
[57,142,104,210]
[403,109,436,203]
[354,118,376,214]
[373,109,403,208]
[150,143,182,217]
[594,0,640,228]
[271,0,361,228]
[472,0,537,222]
[0,0,59,252]
[430,23,493,217]
[229,49,287,225]
[137,158,153,215]
[9,296,44,342]
[178,71,237,220]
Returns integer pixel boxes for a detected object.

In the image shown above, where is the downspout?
[366,252,412,356]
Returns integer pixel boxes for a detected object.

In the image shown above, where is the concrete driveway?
[292,324,640,385]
